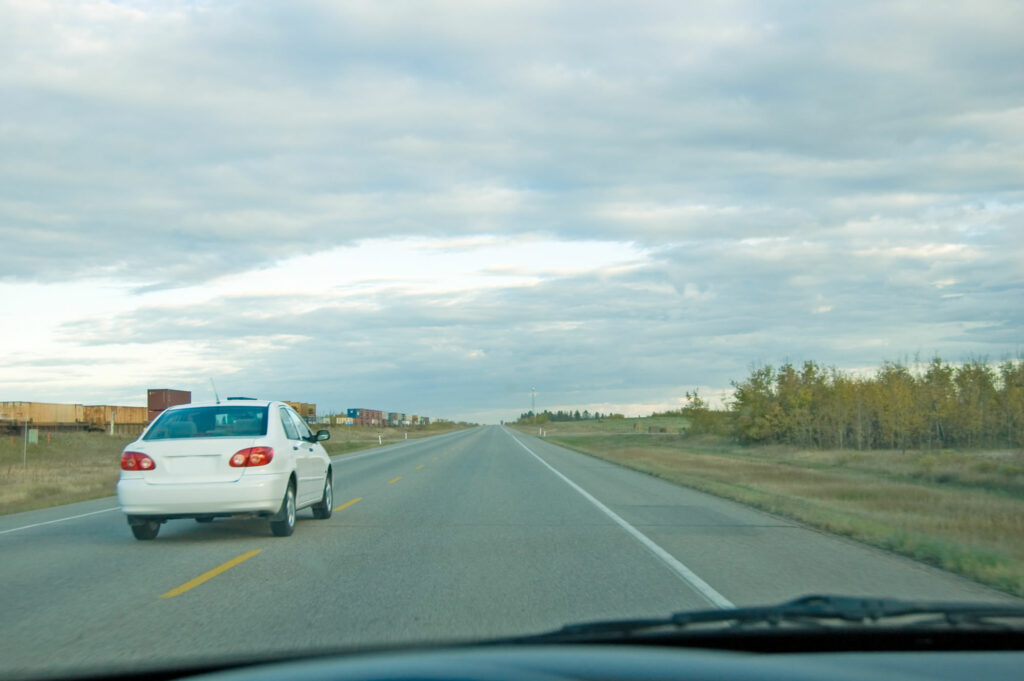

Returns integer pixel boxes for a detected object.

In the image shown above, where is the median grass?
[516,419,1024,597]
[0,424,468,516]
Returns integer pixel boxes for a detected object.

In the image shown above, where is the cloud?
[1,1,1021,420]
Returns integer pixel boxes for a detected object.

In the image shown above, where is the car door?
[294,412,330,478]
[286,407,322,506]
[277,405,310,502]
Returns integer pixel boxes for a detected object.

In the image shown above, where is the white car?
[117,398,333,540]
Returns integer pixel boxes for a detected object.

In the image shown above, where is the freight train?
[0,401,148,433]
[0,389,192,434]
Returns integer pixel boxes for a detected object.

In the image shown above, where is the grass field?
[0,424,468,516]
[514,418,1024,597]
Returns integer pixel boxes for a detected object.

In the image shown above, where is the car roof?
[165,399,276,409]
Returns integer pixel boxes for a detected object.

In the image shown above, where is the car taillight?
[121,451,155,471]
[229,446,274,467]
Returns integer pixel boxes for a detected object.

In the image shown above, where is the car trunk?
[140,438,254,484]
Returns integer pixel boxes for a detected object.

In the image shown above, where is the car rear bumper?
[117,472,290,517]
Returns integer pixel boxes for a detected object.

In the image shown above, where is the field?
[514,417,1024,597]
[0,424,468,516]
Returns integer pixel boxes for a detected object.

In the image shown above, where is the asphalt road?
[0,425,1015,677]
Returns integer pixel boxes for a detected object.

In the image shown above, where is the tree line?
[516,409,624,424]
[725,358,1024,450]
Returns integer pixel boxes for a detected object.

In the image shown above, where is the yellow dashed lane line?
[334,497,362,512]
[388,476,402,484]
[160,549,262,599]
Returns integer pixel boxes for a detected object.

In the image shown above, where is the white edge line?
[504,427,734,610]
[0,507,119,536]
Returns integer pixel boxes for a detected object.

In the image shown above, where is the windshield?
[1,1,1022,679]
[144,406,269,439]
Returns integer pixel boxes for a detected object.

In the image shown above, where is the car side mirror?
[315,429,330,441]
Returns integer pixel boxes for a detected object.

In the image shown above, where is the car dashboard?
[182,645,1024,681]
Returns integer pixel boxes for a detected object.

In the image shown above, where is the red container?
[147,389,191,411]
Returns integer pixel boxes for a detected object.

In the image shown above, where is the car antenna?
[210,378,221,404]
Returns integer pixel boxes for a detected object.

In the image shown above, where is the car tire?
[269,483,296,537]
[130,519,160,540]
[311,474,333,519]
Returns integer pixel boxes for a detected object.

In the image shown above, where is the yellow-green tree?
[730,365,777,444]
[953,360,998,448]
[999,360,1024,447]
[874,362,924,451]
[921,358,956,448]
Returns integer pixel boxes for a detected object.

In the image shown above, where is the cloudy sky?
[1,1,1022,423]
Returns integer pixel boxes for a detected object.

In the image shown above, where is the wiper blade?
[531,595,1024,640]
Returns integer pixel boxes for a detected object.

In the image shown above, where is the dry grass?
[0,431,129,514]
[522,426,1024,597]
[0,424,469,516]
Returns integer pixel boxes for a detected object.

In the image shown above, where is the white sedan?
[117,399,334,540]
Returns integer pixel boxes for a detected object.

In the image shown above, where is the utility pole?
[531,387,536,415]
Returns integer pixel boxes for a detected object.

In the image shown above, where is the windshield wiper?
[525,595,1024,640]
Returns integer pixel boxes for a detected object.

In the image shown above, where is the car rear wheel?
[269,483,296,537]
[311,474,333,519]
[130,519,160,540]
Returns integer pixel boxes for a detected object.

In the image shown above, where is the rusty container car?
[84,405,149,428]
[0,401,85,425]
[284,401,317,422]
[147,389,191,421]
[147,389,191,411]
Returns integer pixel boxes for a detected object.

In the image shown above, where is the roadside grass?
[0,431,130,515]
[0,424,468,516]
[514,422,1024,597]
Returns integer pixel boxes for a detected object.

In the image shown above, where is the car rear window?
[144,406,269,440]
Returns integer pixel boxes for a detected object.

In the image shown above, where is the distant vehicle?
[116,399,333,540]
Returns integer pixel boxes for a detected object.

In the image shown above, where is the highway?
[0,425,1015,677]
